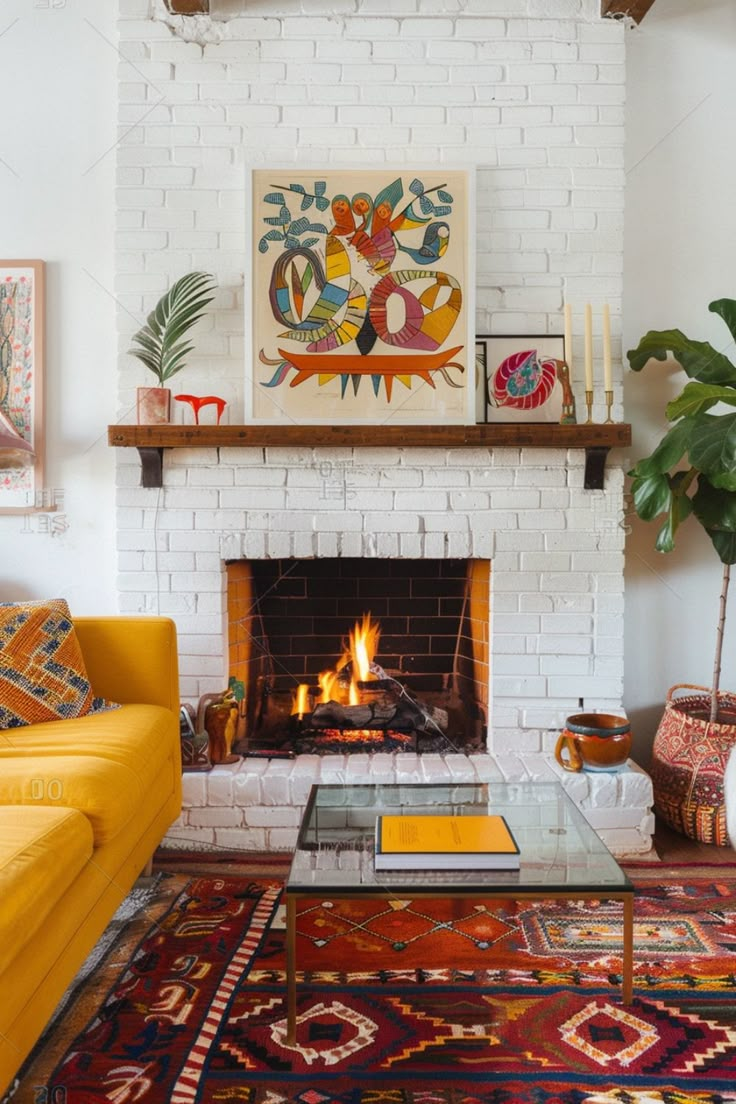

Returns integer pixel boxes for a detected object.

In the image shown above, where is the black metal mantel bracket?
[584,447,609,491]
[138,447,165,489]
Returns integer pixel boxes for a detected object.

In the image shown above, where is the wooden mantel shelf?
[109,423,631,450]
[108,423,631,491]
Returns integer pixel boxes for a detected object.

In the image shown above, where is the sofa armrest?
[73,617,180,712]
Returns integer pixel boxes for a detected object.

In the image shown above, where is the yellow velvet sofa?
[0,617,182,1096]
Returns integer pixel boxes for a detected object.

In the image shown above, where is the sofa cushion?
[0,756,144,845]
[0,806,94,975]
[0,599,117,729]
[0,703,175,786]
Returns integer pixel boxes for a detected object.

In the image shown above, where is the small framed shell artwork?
[475,334,571,424]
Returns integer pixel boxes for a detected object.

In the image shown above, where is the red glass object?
[174,394,227,425]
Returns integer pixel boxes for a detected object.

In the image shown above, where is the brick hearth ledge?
[168,752,654,860]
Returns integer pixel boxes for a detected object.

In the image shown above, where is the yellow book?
[375,814,520,871]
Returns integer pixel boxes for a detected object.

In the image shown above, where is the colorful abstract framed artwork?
[0,260,45,512]
[476,334,570,424]
[246,167,475,424]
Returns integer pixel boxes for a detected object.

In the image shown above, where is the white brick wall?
[116,0,625,416]
[115,2,629,751]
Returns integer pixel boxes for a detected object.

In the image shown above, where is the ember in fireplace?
[227,558,490,756]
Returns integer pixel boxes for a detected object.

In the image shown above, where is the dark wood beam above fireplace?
[601,0,656,22]
[165,0,209,13]
[108,422,632,491]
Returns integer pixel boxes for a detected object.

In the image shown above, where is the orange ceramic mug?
[554,713,631,773]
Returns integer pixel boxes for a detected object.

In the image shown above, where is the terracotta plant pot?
[136,386,171,425]
[555,713,632,773]
[650,684,736,846]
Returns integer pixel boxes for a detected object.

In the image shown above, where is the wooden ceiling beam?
[165,0,209,14]
[602,0,657,21]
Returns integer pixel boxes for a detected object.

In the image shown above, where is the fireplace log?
[429,706,449,732]
[357,678,402,692]
[310,697,448,735]
[311,702,399,730]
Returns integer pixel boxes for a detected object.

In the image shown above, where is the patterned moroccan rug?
[12,870,736,1104]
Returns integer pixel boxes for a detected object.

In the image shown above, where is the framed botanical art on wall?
[246,167,475,424]
[476,334,571,424]
[0,260,44,512]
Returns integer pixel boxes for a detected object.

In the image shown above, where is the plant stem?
[711,561,731,723]
[680,466,698,494]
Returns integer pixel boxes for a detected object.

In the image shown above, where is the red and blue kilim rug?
[31,874,736,1103]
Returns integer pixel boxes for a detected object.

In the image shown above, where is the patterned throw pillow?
[0,599,114,728]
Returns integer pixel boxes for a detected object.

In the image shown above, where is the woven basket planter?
[650,684,736,846]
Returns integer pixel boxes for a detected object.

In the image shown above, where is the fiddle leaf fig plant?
[129,271,217,385]
[628,298,736,722]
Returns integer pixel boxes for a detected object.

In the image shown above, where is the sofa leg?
[142,856,154,877]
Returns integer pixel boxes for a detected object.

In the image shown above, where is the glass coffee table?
[285,782,634,1045]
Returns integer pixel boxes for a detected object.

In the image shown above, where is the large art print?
[0,260,44,512]
[246,167,474,424]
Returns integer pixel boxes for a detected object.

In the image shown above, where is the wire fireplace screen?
[226,558,489,756]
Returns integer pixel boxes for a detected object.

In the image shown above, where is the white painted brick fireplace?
[114,0,654,856]
[116,441,653,856]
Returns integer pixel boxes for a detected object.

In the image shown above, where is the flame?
[318,670,337,705]
[295,613,383,718]
[347,613,381,704]
[292,683,310,720]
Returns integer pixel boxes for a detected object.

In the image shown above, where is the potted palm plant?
[130,271,216,424]
[628,297,736,844]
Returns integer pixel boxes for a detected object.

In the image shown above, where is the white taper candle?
[584,303,593,392]
[602,303,612,392]
[564,302,573,383]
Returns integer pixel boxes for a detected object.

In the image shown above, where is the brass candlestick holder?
[605,389,614,424]
[584,389,594,424]
[557,359,577,424]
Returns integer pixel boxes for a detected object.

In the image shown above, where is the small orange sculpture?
[175,394,227,425]
[196,690,240,765]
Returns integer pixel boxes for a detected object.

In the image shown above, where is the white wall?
[623,0,736,760]
[0,0,117,614]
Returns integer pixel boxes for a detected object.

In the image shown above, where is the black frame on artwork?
[475,333,567,424]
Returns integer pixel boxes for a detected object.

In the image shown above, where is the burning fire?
[319,728,412,746]
[292,683,310,720]
[291,612,381,719]
[350,613,380,684]
[318,669,337,704]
